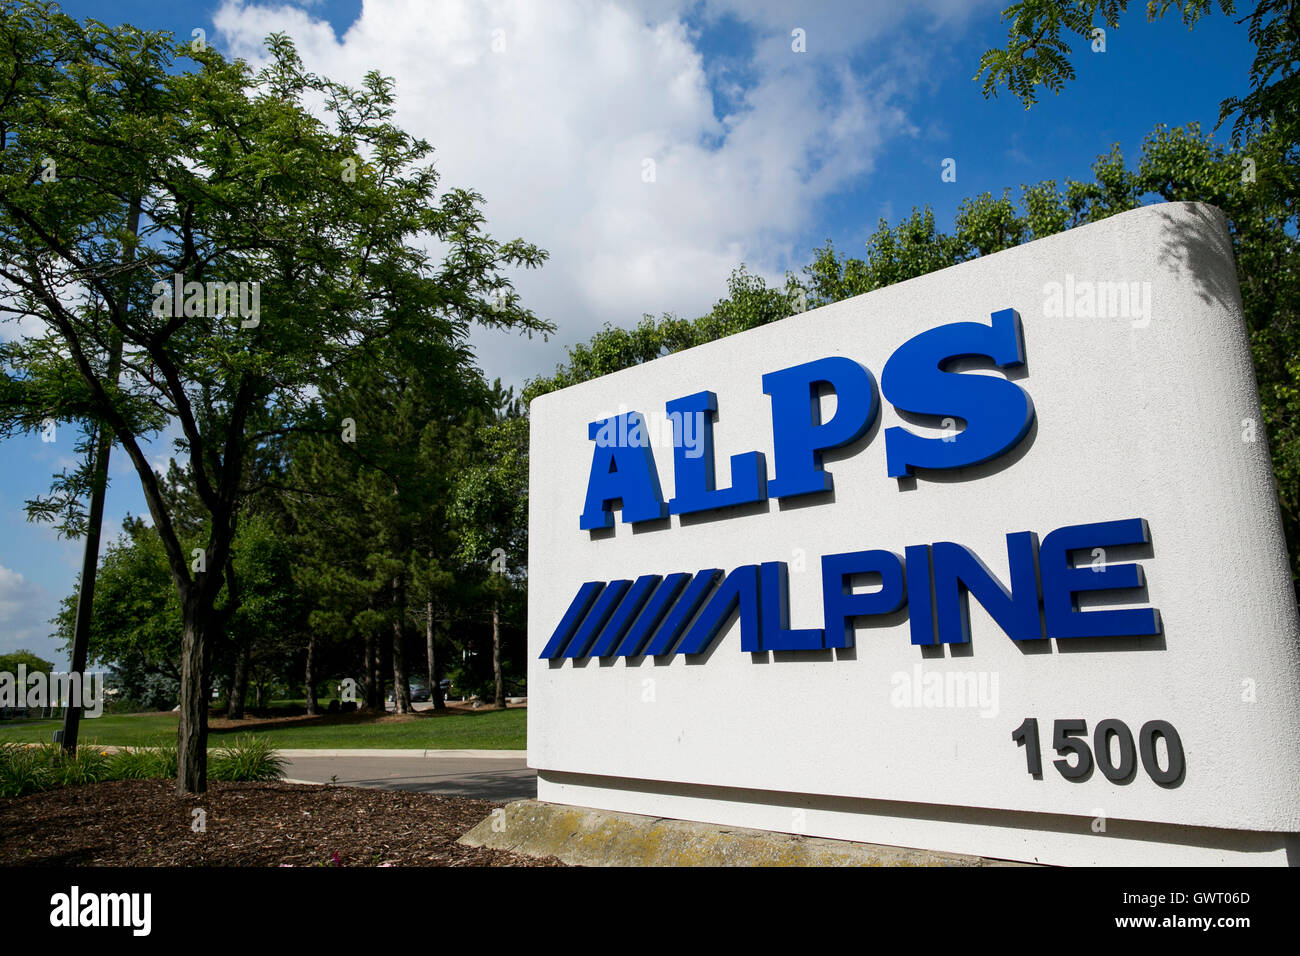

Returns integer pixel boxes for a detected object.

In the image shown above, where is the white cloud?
[0,564,38,620]
[0,563,60,660]
[0,312,48,344]
[212,0,996,388]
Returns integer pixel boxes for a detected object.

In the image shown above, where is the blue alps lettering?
[578,308,1032,530]
[540,518,1161,659]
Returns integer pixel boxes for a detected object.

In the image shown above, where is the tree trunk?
[493,597,505,709]
[61,421,113,752]
[304,634,318,717]
[227,641,249,719]
[61,197,139,753]
[362,630,378,711]
[427,593,445,712]
[392,575,412,714]
[177,592,210,794]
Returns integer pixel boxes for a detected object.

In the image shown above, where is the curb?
[277,749,528,759]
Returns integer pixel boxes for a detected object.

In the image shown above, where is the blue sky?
[1,0,1255,664]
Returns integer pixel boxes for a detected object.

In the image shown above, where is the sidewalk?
[282,750,536,802]
[275,748,527,758]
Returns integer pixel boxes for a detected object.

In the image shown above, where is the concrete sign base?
[461,799,1019,867]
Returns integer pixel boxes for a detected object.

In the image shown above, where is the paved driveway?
[281,749,536,802]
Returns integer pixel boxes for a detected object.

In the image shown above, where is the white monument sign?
[527,202,1300,866]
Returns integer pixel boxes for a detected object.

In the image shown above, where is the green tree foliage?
[528,122,1298,577]
[283,329,494,713]
[975,1,1297,148]
[0,3,548,791]
[526,265,800,400]
[20,1,1297,744]
[450,381,530,705]
[220,511,303,716]
[53,515,181,693]
[283,422,389,711]
[0,650,54,676]
[974,0,1299,570]
[50,506,304,712]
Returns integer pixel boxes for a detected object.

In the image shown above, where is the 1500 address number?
[1011,718,1184,785]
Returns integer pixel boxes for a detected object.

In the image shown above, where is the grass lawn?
[0,706,527,750]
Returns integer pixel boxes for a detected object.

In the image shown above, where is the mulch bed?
[0,779,567,867]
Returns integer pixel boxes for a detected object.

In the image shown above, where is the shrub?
[147,739,178,779]
[0,742,51,797]
[0,740,187,796]
[208,735,286,782]
[117,672,180,712]
[0,736,283,795]
[109,746,169,780]
[51,745,112,787]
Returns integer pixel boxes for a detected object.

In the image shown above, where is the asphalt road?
[281,750,536,802]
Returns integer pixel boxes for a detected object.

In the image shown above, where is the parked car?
[387,682,430,703]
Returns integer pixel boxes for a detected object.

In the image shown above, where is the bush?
[148,739,178,779]
[208,735,286,782]
[0,742,52,797]
[0,735,281,796]
[108,745,173,780]
[100,695,159,715]
[52,745,112,787]
[447,663,492,702]
[104,671,180,712]
[0,742,116,794]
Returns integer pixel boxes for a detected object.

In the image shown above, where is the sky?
[0,0,1256,664]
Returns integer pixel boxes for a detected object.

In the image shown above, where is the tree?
[451,381,530,707]
[220,511,302,718]
[0,6,549,791]
[974,1,1297,146]
[974,0,1299,573]
[0,650,54,676]
[528,125,1298,578]
[278,326,493,715]
[0,649,54,717]
[526,265,801,401]
[52,503,306,716]
[53,515,183,700]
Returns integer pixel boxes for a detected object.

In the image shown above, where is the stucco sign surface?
[526,202,1300,861]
